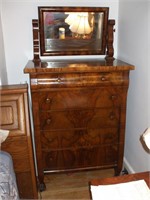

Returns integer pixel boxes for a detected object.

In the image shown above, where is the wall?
[118,0,150,172]
[1,0,119,85]
[0,1,8,85]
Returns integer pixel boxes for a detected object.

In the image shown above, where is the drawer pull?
[46,118,51,124]
[45,98,52,104]
[49,157,53,161]
[101,76,106,81]
[48,138,53,143]
[57,78,61,82]
[111,95,117,100]
[109,114,115,120]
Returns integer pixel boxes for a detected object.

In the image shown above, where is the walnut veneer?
[0,84,38,199]
[24,59,134,191]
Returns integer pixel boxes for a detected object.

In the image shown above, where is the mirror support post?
[32,19,41,62]
[105,19,115,62]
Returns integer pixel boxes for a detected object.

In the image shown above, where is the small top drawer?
[31,72,125,88]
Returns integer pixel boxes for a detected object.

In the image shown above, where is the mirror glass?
[38,7,109,56]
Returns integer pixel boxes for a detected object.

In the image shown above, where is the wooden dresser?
[24,59,134,191]
[0,84,38,199]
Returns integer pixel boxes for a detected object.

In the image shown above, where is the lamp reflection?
[65,12,93,39]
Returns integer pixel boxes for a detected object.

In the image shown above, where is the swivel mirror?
[32,7,115,61]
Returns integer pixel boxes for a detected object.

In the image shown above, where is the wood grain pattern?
[24,59,135,191]
[0,93,25,135]
[0,84,38,199]
[36,7,110,58]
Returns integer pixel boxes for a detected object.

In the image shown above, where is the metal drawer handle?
[46,118,51,124]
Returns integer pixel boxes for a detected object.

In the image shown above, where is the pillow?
[0,129,9,148]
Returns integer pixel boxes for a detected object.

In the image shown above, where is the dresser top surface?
[24,59,135,74]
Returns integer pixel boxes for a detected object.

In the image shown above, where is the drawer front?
[39,87,122,111]
[40,108,120,130]
[42,145,118,171]
[41,128,119,149]
[31,72,124,88]
[0,94,26,136]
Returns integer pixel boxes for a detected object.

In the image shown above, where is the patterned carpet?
[39,169,114,199]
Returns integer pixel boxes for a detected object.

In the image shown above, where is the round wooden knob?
[46,118,51,124]
[111,95,117,100]
[101,76,106,81]
[57,78,61,82]
[46,98,52,104]
[109,114,115,120]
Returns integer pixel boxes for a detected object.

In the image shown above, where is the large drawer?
[41,128,119,149]
[42,144,118,171]
[38,87,123,111]
[40,108,120,130]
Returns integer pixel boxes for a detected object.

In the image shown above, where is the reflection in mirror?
[37,7,115,57]
[44,12,104,39]
[44,11,104,52]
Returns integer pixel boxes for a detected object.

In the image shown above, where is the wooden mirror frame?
[32,7,115,61]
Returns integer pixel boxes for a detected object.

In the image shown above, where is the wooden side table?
[90,171,150,188]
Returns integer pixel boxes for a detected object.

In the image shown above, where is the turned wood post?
[32,19,41,62]
[105,19,115,62]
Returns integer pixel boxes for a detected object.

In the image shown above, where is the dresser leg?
[114,167,121,176]
[37,175,46,192]
[38,182,46,192]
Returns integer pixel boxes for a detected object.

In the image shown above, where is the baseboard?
[123,157,136,174]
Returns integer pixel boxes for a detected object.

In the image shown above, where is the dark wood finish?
[32,7,115,60]
[105,20,115,62]
[90,171,150,189]
[0,84,38,199]
[32,19,40,61]
[24,59,134,191]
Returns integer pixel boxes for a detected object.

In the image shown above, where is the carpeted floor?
[39,169,114,199]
